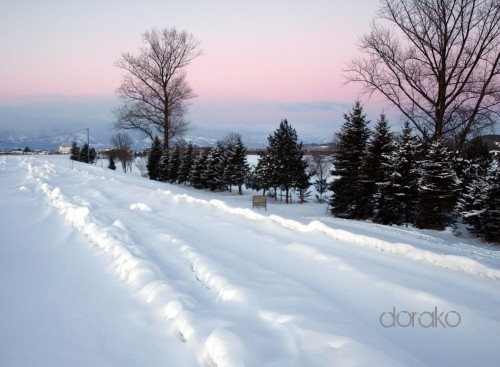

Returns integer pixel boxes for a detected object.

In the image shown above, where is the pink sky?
[0,0,393,142]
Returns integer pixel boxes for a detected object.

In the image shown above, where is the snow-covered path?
[2,155,500,366]
[0,155,196,366]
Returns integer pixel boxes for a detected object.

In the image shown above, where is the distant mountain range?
[0,130,334,151]
[1,129,497,152]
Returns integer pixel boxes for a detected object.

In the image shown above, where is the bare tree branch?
[346,0,499,149]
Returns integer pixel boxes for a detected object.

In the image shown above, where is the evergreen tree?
[108,154,116,170]
[189,150,209,189]
[255,150,277,197]
[205,142,227,191]
[457,172,488,234]
[178,142,194,185]
[70,141,80,161]
[375,121,421,225]
[79,143,95,163]
[225,135,249,195]
[257,119,309,203]
[245,165,264,194]
[90,147,97,164]
[480,155,500,243]
[329,102,371,218]
[168,144,182,183]
[147,136,163,180]
[455,138,492,233]
[416,139,459,230]
[158,151,170,182]
[293,164,312,203]
[365,114,394,217]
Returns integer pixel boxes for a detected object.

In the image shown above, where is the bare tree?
[308,152,332,203]
[346,0,500,149]
[110,132,134,172]
[114,27,202,151]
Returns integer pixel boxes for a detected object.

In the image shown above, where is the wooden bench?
[252,195,267,211]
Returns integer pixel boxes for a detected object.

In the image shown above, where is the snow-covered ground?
[1,155,499,367]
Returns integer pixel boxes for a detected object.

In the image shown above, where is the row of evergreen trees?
[70,141,97,164]
[146,120,312,203]
[329,102,499,242]
[147,134,250,194]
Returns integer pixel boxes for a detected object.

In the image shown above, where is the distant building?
[58,146,71,154]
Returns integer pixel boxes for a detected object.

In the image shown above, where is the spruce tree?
[457,172,488,234]
[147,136,163,180]
[158,151,170,182]
[365,114,395,218]
[255,150,277,198]
[168,144,182,183]
[375,121,421,225]
[455,139,492,233]
[225,136,249,195]
[245,166,264,194]
[206,142,227,191]
[178,142,194,185]
[79,143,90,163]
[189,150,209,189]
[329,101,371,218]
[416,139,459,230]
[70,141,80,161]
[258,119,309,203]
[481,154,500,243]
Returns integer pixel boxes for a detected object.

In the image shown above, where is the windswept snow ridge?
[4,155,500,367]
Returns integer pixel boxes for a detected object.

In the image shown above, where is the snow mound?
[204,328,245,367]
[130,202,152,211]
[269,215,500,280]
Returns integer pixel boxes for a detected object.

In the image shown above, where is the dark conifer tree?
[79,143,90,163]
[257,119,309,203]
[457,172,488,234]
[189,150,209,189]
[364,114,394,217]
[206,142,227,191]
[245,166,264,194]
[416,139,459,230]
[70,141,80,161]
[147,136,163,180]
[255,150,277,197]
[225,135,249,195]
[90,147,97,164]
[455,138,492,233]
[158,151,170,182]
[480,154,500,243]
[168,144,182,183]
[178,142,194,185]
[329,102,371,218]
[108,154,116,170]
[375,121,421,225]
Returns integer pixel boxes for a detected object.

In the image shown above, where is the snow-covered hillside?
[1,155,499,367]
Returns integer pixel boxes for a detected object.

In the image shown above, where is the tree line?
[146,134,250,195]
[329,102,500,243]
[145,120,313,202]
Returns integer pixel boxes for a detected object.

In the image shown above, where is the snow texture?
[1,155,500,367]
